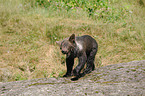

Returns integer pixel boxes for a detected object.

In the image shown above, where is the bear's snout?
[61,50,68,54]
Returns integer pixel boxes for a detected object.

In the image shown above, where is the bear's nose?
[62,51,67,54]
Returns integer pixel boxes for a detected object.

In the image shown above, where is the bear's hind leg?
[83,48,97,74]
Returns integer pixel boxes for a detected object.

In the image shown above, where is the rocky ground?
[0,60,145,96]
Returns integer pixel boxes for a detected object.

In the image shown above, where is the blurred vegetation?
[0,0,145,82]
[27,0,130,22]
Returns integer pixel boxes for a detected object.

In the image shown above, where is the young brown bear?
[56,34,98,81]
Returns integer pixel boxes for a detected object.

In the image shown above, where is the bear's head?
[56,34,76,57]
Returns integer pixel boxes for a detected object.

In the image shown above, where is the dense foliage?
[28,0,131,22]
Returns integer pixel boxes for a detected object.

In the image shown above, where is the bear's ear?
[56,41,62,46]
[69,34,75,43]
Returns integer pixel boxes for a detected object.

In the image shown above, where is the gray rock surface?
[0,60,145,96]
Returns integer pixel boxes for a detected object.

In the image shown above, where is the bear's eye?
[60,47,62,50]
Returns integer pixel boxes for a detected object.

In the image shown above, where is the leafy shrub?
[31,0,130,22]
[35,0,50,8]
[30,0,108,18]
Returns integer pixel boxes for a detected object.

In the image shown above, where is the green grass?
[0,0,145,82]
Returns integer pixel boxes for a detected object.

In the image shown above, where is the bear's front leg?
[73,54,87,76]
[63,56,74,77]
[71,54,87,81]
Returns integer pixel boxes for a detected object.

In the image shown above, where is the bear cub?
[56,34,98,81]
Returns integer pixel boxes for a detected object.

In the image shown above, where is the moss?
[28,80,71,87]
[95,91,99,93]
[126,70,130,73]
[91,76,101,81]
[110,69,117,71]
[117,66,124,69]
[129,78,133,80]
[134,75,137,78]
[95,72,102,75]
[131,69,136,72]
[102,74,107,76]
[101,81,120,84]
[95,81,121,84]
[28,83,56,86]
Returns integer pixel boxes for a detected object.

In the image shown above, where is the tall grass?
[0,0,144,82]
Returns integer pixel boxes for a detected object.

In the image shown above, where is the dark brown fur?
[56,34,98,81]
